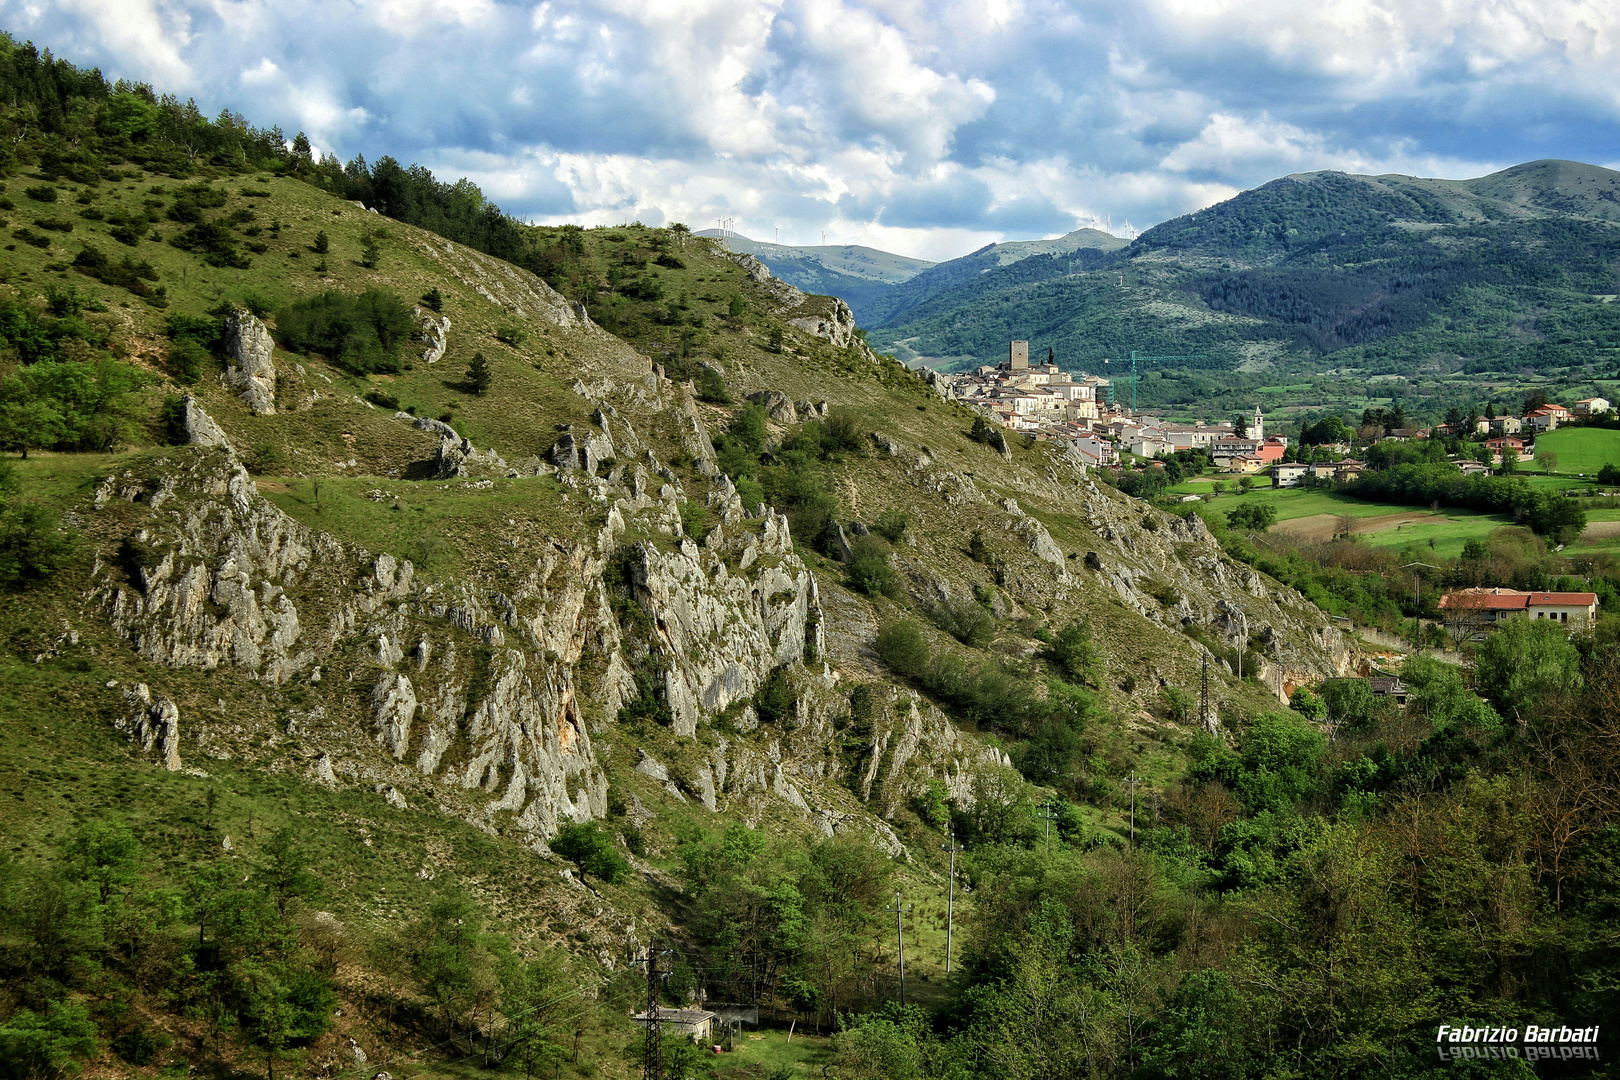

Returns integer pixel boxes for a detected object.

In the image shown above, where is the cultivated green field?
[1533,427,1620,474]
[1179,484,1515,559]
[1171,471,1620,557]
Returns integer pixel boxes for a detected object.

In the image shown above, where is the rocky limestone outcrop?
[94,453,329,683]
[433,434,510,479]
[786,297,859,349]
[622,508,823,737]
[118,683,181,771]
[414,308,450,364]
[414,236,587,329]
[88,447,615,840]
[221,311,277,415]
[182,397,232,450]
[726,252,806,308]
[881,449,1357,700]
[746,390,797,425]
[551,424,616,474]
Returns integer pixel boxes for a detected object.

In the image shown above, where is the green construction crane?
[1103,350,1208,414]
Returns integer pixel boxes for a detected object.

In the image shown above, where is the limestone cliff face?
[221,311,278,415]
[625,511,822,738]
[786,296,859,349]
[84,439,837,842]
[864,433,1357,704]
[118,683,182,771]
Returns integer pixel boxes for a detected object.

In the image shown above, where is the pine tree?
[467,352,491,395]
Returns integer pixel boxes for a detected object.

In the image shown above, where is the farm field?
[1178,483,1620,559]
[1532,427,1620,474]
[1568,504,1620,555]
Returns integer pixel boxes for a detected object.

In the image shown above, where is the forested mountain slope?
[866,161,1620,388]
[2,34,1619,1080]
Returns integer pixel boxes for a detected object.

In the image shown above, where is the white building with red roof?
[1440,587,1598,637]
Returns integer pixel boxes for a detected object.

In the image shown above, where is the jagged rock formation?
[624,511,821,737]
[181,397,232,449]
[82,439,851,841]
[410,235,589,329]
[118,683,182,771]
[787,296,859,348]
[867,440,1356,702]
[746,390,798,425]
[726,252,808,309]
[221,311,277,415]
[551,424,616,474]
[415,308,450,364]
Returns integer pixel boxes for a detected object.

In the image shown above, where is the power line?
[940,827,960,974]
[885,891,914,1007]
[632,945,672,1080]
[1034,800,1057,853]
[1126,771,1140,848]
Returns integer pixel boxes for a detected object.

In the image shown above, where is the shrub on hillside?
[550,823,629,884]
[872,509,909,544]
[875,622,930,680]
[846,534,903,600]
[0,468,77,590]
[166,337,209,384]
[1046,619,1102,686]
[275,289,415,374]
[927,597,994,648]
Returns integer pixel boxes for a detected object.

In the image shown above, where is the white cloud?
[4,0,1616,261]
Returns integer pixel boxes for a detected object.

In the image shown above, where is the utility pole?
[633,945,669,1080]
[1200,652,1212,732]
[1126,772,1140,848]
[886,892,913,1006]
[1402,562,1440,653]
[941,828,959,973]
[1035,800,1057,853]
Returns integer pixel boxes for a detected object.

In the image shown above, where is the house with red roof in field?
[1574,397,1610,416]
[1440,587,1598,639]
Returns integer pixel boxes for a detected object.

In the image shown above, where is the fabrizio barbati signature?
[1435,1024,1600,1062]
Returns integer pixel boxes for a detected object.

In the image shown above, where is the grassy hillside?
[1534,427,1620,474]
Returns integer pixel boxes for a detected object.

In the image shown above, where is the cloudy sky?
[7,0,1619,260]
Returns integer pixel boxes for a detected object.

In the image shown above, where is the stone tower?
[1009,340,1028,371]
[1252,405,1264,441]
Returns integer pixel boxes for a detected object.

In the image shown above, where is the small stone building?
[631,1008,717,1042]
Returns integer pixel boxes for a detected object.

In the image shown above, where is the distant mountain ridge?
[863,159,1620,382]
[701,227,1130,323]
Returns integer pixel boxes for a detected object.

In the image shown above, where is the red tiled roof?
[1440,588,1599,611]
[1526,592,1597,607]
[1440,589,1528,611]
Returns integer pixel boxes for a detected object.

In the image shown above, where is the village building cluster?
[935,340,1315,472]
[932,341,1612,484]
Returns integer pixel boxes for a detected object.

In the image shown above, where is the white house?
[1069,435,1119,466]
[1272,463,1311,488]
[1574,397,1611,416]
[1129,437,1171,458]
[1526,591,1599,626]
[632,1009,717,1042]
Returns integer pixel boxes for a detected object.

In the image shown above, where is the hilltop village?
[935,340,1612,486]
[934,339,1283,470]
